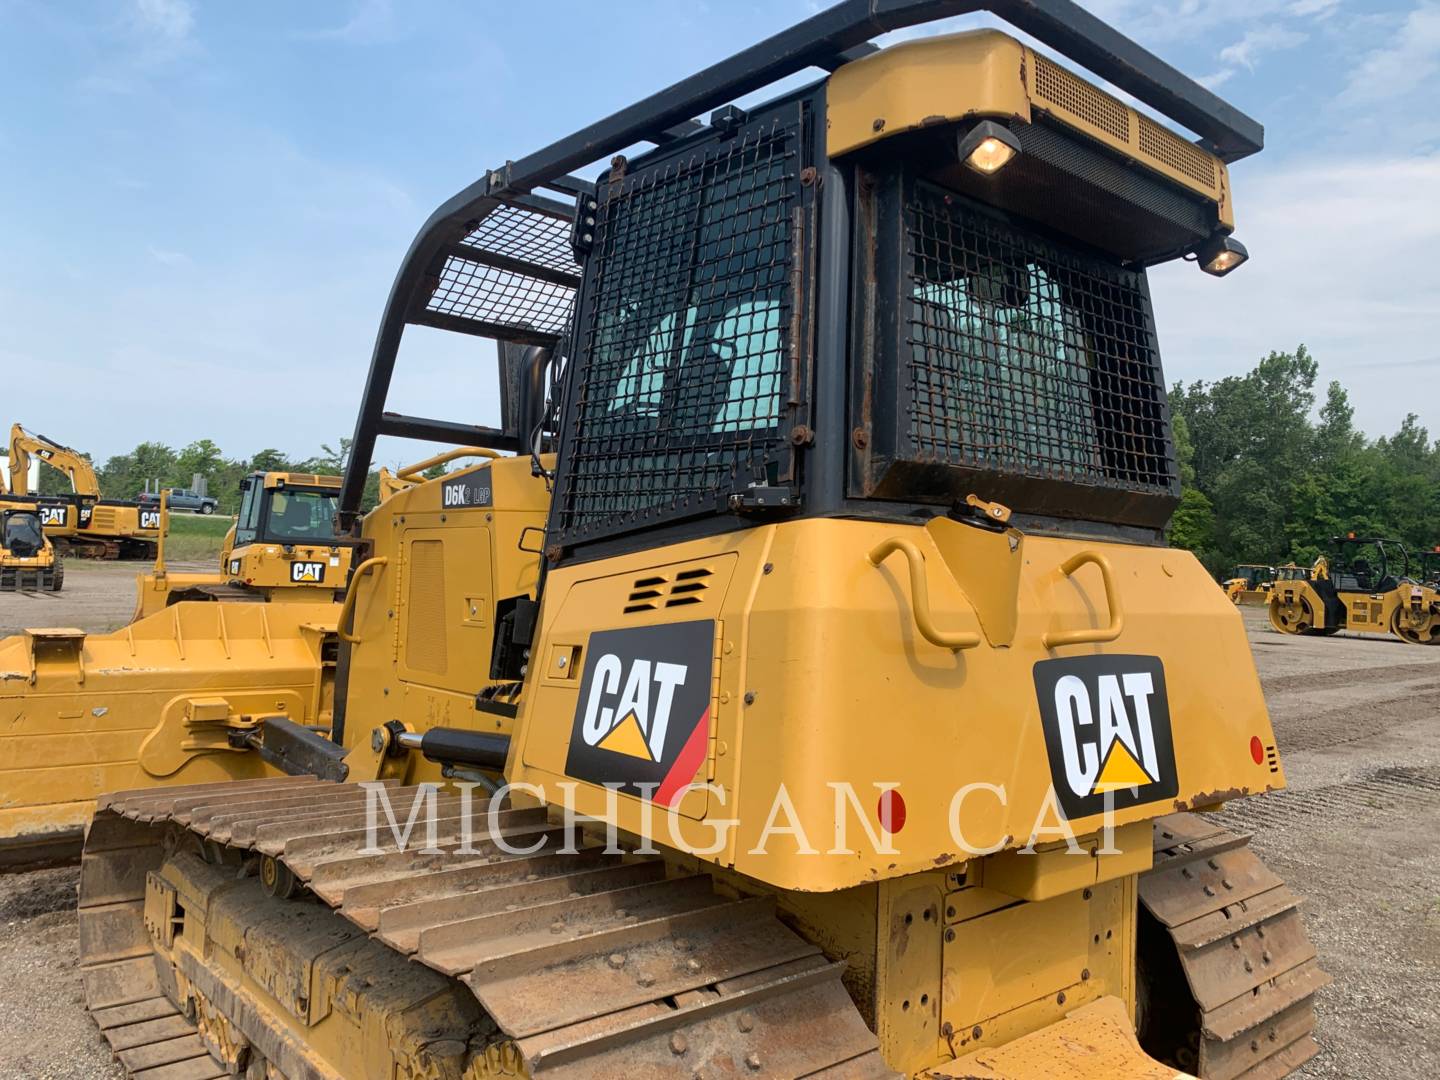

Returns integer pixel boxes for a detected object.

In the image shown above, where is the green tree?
[249,448,291,472]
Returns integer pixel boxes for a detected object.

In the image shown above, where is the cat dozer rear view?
[0,499,63,591]
[1269,536,1440,644]
[78,2,1327,1077]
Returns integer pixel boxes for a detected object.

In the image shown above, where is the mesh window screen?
[901,184,1173,500]
[556,110,804,543]
[424,204,580,342]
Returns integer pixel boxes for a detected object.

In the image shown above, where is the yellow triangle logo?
[597,712,655,761]
[1093,739,1155,792]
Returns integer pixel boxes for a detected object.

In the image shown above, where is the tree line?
[7,346,1435,573]
[1169,345,1440,575]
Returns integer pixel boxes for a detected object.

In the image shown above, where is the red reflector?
[1249,736,1264,765]
[878,789,906,833]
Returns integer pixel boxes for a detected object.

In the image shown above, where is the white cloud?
[1218,25,1308,69]
[1190,22,1311,88]
[1288,0,1340,16]
[1339,2,1440,105]
[133,0,194,40]
[147,246,190,267]
[1152,154,1440,437]
[298,0,398,44]
[1198,67,1237,89]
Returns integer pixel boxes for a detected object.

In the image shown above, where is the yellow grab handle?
[337,556,389,645]
[1043,551,1125,649]
[398,446,501,481]
[868,537,981,651]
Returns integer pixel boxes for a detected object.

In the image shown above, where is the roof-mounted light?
[958,120,1022,176]
[1197,232,1249,276]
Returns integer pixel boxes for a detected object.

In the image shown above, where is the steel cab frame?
[233,472,349,551]
[1323,535,1413,593]
[337,0,1262,583]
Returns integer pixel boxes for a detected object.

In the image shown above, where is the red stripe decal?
[656,707,710,808]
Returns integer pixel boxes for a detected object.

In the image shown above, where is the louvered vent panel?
[623,567,715,614]
[1033,53,1130,143]
[1137,114,1216,188]
[405,539,449,675]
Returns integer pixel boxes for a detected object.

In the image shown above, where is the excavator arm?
[8,423,101,497]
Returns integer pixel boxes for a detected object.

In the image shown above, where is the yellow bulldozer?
[0,457,505,865]
[1269,535,1440,645]
[0,497,64,591]
[133,471,354,618]
[6,422,162,559]
[1221,565,1275,606]
[60,3,1329,1077]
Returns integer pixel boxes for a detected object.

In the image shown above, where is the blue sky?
[1,0,1436,467]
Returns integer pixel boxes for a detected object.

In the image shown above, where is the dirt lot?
[0,592,1435,1078]
[0,559,214,638]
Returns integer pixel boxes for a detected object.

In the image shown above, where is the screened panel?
[422,204,580,343]
[853,175,1177,528]
[555,108,804,543]
[904,185,1172,494]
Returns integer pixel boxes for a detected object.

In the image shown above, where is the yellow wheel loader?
[75,3,1326,1078]
[0,500,63,591]
[1221,565,1275,606]
[7,422,162,559]
[134,471,354,618]
[1269,536,1440,645]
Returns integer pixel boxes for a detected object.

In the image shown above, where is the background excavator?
[69,3,1326,1078]
[1269,535,1440,644]
[6,422,162,559]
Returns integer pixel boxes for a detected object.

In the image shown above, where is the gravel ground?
[0,867,123,1079]
[0,598,1434,1077]
[1234,606,1440,1078]
[0,558,213,638]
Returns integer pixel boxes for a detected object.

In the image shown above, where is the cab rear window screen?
[555,107,805,544]
[905,184,1172,494]
[856,176,1177,527]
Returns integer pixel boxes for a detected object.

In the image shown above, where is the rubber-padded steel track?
[1139,814,1329,1080]
[80,776,896,1079]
